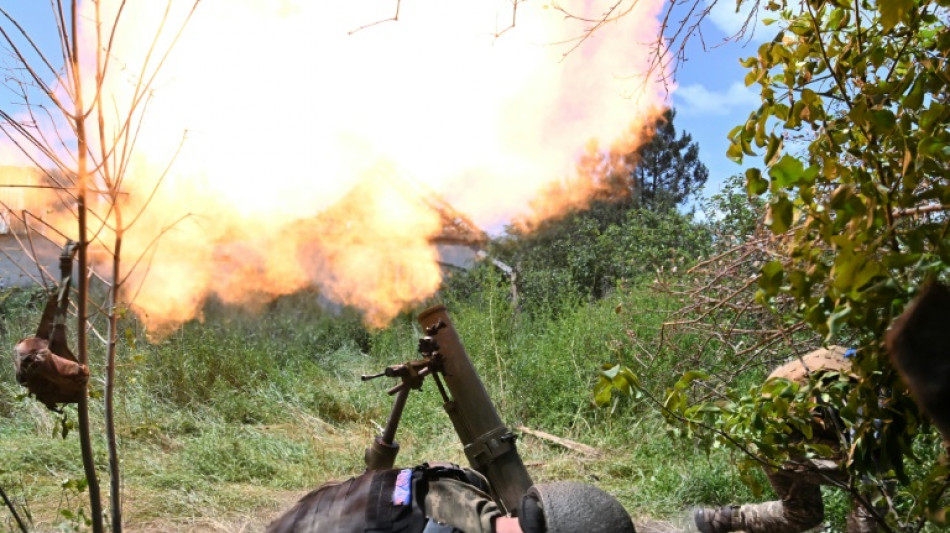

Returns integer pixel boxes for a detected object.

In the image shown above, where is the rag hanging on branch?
[13,242,88,411]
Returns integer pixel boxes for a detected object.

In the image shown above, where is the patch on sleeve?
[392,469,413,506]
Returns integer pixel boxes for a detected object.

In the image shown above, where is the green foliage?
[0,273,761,527]
[653,0,950,530]
[595,364,642,407]
[0,287,51,384]
[492,107,713,311]
[56,476,92,533]
[139,294,371,411]
[702,174,766,241]
[496,206,713,308]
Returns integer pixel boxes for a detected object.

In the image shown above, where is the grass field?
[0,284,758,532]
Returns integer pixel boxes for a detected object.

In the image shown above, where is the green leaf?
[800,88,818,105]
[746,167,768,196]
[880,0,913,32]
[919,136,947,157]
[674,370,710,391]
[790,417,814,440]
[882,251,921,269]
[826,305,851,342]
[832,247,857,291]
[920,103,947,131]
[758,260,785,295]
[827,8,845,30]
[868,47,886,69]
[788,18,811,36]
[903,78,926,110]
[769,155,804,188]
[767,196,793,234]
[593,378,613,407]
[612,374,631,396]
[741,136,757,156]
[764,134,783,165]
[617,367,642,390]
[744,69,760,87]
[739,56,758,68]
[727,141,745,164]
[852,260,882,293]
[869,109,896,134]
[682,369,710,382]
[601,363,620,379]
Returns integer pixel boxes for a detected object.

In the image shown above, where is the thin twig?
[348,0,401,35]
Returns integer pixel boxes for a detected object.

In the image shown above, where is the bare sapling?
[0,1,199,531]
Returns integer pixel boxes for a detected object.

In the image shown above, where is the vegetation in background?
[0,133,743,527]
[0,273,754,531]
[602,1,950,531]
[605,109,710,211]
[495,109,713,307]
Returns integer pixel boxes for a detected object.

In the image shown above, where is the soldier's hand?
[494,517,523,533]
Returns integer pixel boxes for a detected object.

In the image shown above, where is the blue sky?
[668,1,772,200]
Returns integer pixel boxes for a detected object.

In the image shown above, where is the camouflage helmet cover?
[526,481,636,533]
[768,345,855,384]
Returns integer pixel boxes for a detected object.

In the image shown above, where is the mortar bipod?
[360,321,450,471]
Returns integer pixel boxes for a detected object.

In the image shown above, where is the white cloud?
[674,81,760,117]
[706,0,774,43]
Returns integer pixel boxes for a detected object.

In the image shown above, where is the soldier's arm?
[423,477,511,533]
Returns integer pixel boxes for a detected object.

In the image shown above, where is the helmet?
[768,345,855,384]
[525,482,635,533]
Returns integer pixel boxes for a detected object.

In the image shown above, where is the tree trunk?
[71,1,104,529]
[106,235,122,532]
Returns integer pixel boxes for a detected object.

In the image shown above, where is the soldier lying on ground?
[266,461,636,533]
[694,346,879,533]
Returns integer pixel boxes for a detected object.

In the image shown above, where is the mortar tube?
[417,305,533,514]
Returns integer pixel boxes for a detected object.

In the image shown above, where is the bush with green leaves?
[733,0,950,515]
[493,204,713,313]
[602,1,950,530]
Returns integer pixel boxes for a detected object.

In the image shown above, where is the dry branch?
[516,425,603,458]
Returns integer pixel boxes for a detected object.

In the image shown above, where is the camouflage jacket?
[266,463,502,533]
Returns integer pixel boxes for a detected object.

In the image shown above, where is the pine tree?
[616,109,709,210]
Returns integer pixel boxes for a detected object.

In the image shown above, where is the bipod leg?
[364,387,409,471]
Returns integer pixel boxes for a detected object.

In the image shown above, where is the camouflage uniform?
[423,476,501,532]
[266,462,503,533]
[695,347,878,533]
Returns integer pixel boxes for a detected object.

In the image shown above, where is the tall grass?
[0,277,752,531]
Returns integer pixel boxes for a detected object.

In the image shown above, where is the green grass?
[0,284,755,531]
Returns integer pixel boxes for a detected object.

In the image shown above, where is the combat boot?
[694,506,738,533]
[696,500,823,533]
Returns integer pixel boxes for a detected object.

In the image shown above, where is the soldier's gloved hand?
[518,493,546,533]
